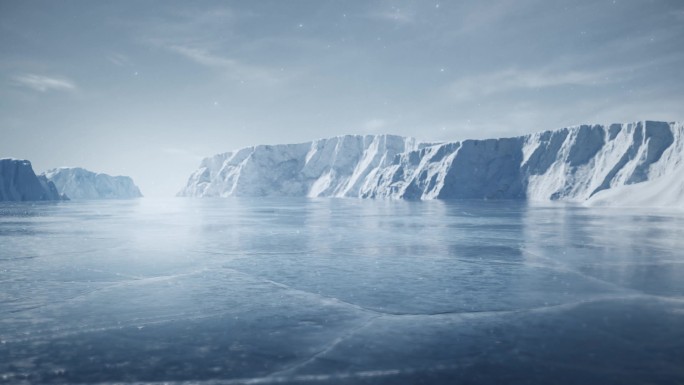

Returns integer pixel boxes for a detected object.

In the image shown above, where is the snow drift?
[180,121,684,207]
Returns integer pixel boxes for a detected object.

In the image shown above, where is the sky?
[1,0,683,197]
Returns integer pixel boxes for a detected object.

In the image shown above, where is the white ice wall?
[43,167,143,199]
[180,121,683,207]
[178,135,424,198]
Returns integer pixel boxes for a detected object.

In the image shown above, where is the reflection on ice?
[0,198,683,384]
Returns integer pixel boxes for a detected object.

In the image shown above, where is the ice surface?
[181,121,684,208]
[42,167,143,199]
[0,198,683,384]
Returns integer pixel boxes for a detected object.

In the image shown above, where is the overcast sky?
[1,0,683,197]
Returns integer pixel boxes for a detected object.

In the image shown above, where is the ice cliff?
[43,167,143,200]
[180,121,684,207]
[179,135,425,197]
[0,159,65,201]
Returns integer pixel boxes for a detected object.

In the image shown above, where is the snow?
[585,121,684,208]
[178,135,425,198]
[0,158,64,201]
[43,167,143,200]
[180,121,684,208]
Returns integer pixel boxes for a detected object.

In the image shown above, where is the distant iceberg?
[43,167,142,200]
[0,158,65,201]
[178,134,426,197]
[180,121,684,208]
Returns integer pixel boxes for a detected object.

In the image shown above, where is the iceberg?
[178,134,426,197]
[0,158,65,201]
[180,121,684,207]
[43,167,143,200]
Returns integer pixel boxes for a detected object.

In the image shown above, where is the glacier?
[0,158,65,201]
[178,134,426,197]
[43,167,143,200]
[180,121,684,207]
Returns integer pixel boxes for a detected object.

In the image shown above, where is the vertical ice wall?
[180,121,683,205]
[0,159,64,201]
[43,167,143,199]
[178,134,424,197]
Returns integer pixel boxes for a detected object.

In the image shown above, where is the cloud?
[130,5,289,86]
[363,118,387,131]
[447,68,618,101]
[162,147,203,161]
[131,6,237,40]
[431,84,684,144]
[455,1,526,35]
[165,44,237,68]
[13,74,77,92]
[107,53,132,67]
[370,8,415,24]
[163,44,285,85]
[673,9,684,22]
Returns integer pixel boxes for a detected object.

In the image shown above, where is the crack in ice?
[264,316,381,379]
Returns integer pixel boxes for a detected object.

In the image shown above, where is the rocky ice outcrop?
[181,121,684,207]
[0,159,65,201]
[43,167,142,200]
[178,135,425,197]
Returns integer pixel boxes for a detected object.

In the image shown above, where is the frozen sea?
[1,198,683,384]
